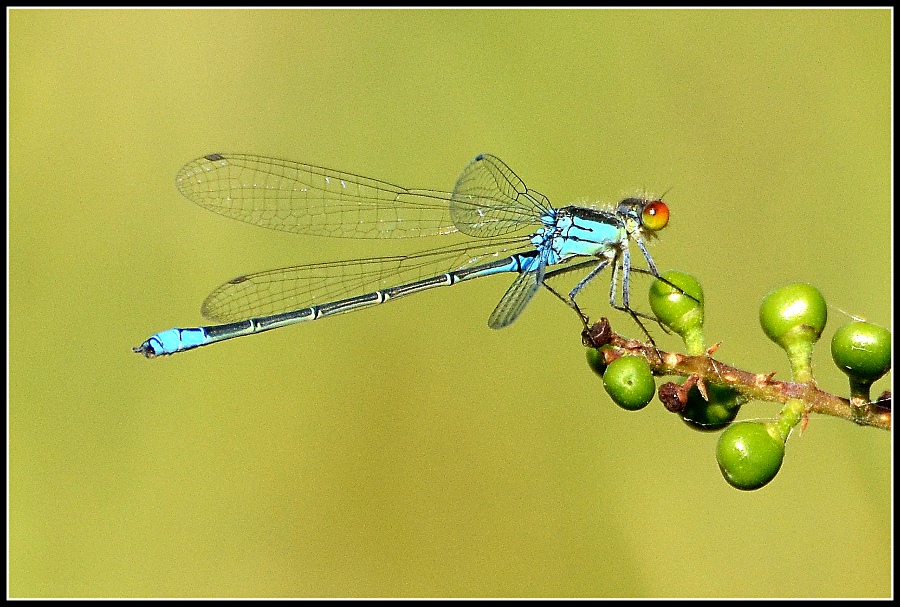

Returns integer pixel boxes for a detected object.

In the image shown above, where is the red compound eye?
[641,200,669,231]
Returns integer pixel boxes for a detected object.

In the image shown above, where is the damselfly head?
[617,197,670,234]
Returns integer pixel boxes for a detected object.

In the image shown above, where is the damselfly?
[134,153,672,358]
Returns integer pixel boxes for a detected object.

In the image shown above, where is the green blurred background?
[9,9,891,598]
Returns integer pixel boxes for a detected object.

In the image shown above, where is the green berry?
[649,271,705,353]
[831,321,891,385]
[681,383,746,432]
[716,422,785,490]
[602,356,656,411]
[586,346,611,377]
[759,283,827,345]
[759,283,827,381]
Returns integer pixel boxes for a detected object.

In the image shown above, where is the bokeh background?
[9,9,891,598]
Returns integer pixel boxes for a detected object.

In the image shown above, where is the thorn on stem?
[695,377,710,401]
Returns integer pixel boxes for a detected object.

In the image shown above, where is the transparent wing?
[450,153,553,238]
[176,153,544,240]
[200,234,534,322]
[487,258,547,329]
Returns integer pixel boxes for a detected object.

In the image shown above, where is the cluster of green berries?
[586,274,891,491]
